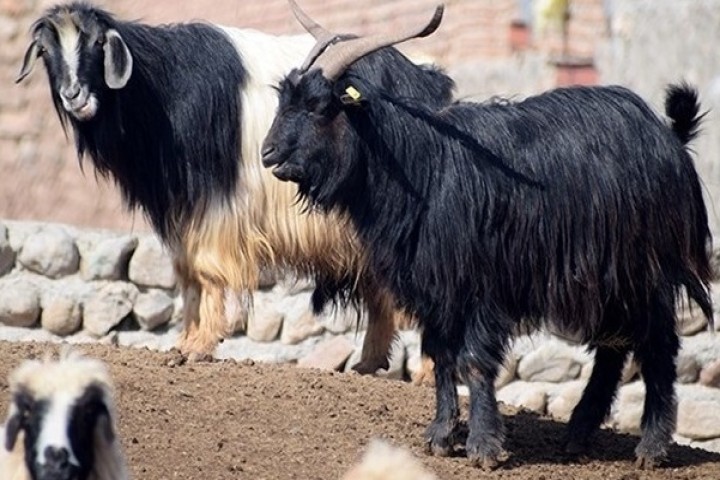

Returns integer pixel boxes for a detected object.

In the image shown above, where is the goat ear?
[96,404,115,443]
[16,40,41,84]
[103,29,133,89]
[4,413,22,451]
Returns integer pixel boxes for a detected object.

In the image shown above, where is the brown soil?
[0,342,718,480]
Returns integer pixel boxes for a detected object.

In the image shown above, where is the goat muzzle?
[261,145,279,167]
[270,162,305,183]
[37,446,80,480]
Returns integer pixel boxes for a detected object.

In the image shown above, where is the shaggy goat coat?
[271,74,711,337]
[19,2,454,365]
[263,60,712,465]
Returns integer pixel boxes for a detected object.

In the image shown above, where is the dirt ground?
[0,342,718,480]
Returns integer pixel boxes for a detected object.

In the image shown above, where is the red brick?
[555,62,598,87]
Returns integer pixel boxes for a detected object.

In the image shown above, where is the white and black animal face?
[17,4,133,121]
[5,383,115,480]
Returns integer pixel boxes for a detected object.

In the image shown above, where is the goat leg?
[423,335,460,456]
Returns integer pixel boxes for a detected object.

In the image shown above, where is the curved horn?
[289,0,331,39]
[313,4,444,81]
[289,0,342,72]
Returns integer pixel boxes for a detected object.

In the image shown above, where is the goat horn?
[289,0,331,39]
[307,4,444,81]
[289,0,344,73]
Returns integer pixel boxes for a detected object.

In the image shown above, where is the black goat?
[262,3,713,469]
[17,2,454,372]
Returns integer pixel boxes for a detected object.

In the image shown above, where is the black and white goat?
[262,2,713,469]
[341,439,437,480]
[17,2,454,372]
[0,350,127,480]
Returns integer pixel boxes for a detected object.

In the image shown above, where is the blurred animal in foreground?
[341,439,437,480]
[0,350,127,480]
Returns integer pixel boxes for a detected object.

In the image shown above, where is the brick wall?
[123,0,518,63]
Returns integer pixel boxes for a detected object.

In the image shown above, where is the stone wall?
[1,219,720,452]
[0,220,177,336]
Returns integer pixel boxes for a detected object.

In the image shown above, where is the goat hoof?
[164,350,187,367]
[411,367,436,387]
[411,356,435,386]
[635,451,667,470]
[634,438,667,469]
[352,358,390,375]
[424,420,460,457]
[467,448,509,471]
[466,432,508,471]
[634,454,662,470]
[426,438,452,457]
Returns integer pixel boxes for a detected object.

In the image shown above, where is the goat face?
[262,69,356,201]
[17,5,133,122]
[263,1,445,206]
[5,383,115,480]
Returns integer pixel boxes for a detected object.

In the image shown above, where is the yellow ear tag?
[340,85,363,105]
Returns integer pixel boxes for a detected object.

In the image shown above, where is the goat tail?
[665,82,704,145]
[666,81,715,331]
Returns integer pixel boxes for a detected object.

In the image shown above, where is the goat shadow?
[443,407,720,469]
